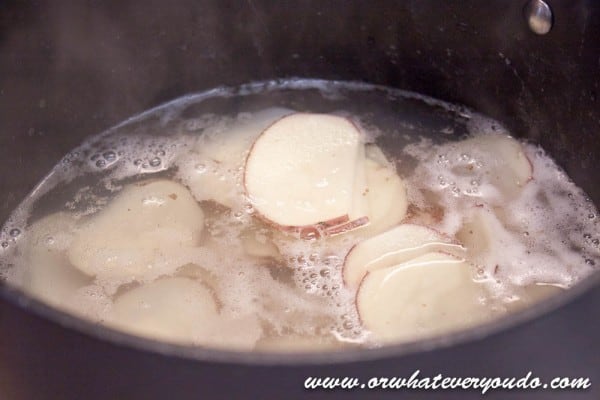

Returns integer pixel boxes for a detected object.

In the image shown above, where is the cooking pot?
[0,1,599,399]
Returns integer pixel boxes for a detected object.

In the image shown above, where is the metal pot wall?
[0,1,599,399]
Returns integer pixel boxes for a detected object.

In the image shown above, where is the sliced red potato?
[21,213,90,312]
[244,113,369,237]
[68,180,205,280]
[452,133,532,199]
[109,277,262,349]
[356,252,491,343]
[177,107,293,208]
[343,224,464,289]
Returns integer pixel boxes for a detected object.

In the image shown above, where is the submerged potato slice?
[22,213,90,311]
[451,133,532,199]
[343,224,464,289]
[109,277,218,344]
[356,252,491,343]
[68,180,204,280]
[109,277,261,349]
[244,113,368,233]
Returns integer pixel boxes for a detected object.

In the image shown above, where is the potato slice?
[68,180,204,280]
[109,277,218,344]
[109,277,261,349]
[21,213,90,312]
[356,252,491,343]
[177,108,293,208]
[244,113,369,236]
[357,155,407,237]
[450,133,532,199]
[343,224,464,288]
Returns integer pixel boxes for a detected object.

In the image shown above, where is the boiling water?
[0,80,598,351]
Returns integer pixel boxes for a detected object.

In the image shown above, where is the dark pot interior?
[0,1,599,399]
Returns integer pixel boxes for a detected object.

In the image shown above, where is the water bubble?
[149,157,162,167]
[323,255,339,266]
[583,233,592,239]
[1,242,8,248]
[9,228,21,238]
[90,153,100,161]
[588,213,596,220]
[155,149,166,157]
[343,320,354,330]
[320,268,330,278]
[95,159,106,168]
[102,151,117,162]
[585,258,595,266]
[133,159,143,166]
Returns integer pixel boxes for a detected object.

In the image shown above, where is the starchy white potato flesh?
[244,113,367,231]
[178,107,293,208]
[343,224,464,288]
[358,156,408,237]
[68,180,204,280]
[356,252,491,343]
[349,144,369,221]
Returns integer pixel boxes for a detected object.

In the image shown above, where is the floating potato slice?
[356,252,491,343]
[343,224,465,289]
[21,212,90,311]
[109,277,261,349]
[451,133,532,199]
[178,107,294,208]
[68,180,204,280]
[244,113,369,235]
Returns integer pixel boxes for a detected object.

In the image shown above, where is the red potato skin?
[242,112,370,240]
